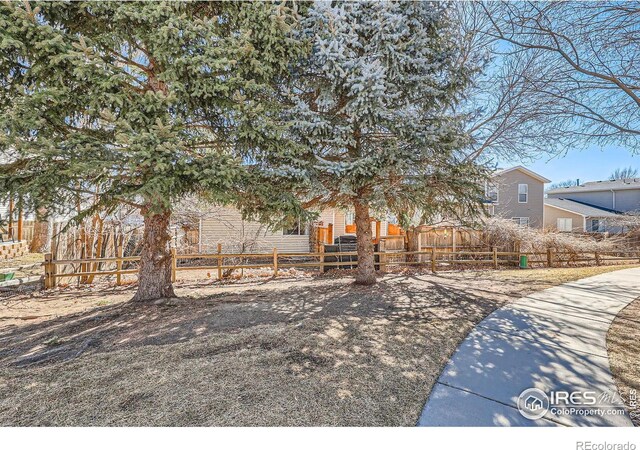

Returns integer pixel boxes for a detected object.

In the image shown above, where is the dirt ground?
[0,264,637,426]
[607,296,640,426]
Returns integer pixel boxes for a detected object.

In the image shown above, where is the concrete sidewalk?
[418,267,640,427]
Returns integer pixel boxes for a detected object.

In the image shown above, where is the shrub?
[483,217,617,255]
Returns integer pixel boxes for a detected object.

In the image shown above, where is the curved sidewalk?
[419,267,640,427]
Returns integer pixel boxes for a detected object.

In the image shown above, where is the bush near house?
[483,217,618,254]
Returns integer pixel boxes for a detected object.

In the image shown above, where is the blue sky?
[503,145,639,185]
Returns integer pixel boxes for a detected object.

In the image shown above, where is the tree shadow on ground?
[0,273,514,368]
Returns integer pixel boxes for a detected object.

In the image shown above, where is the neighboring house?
[484,166,551,228]
[546,178,640,212]
[544,177,640,233]
[544,198,624,233]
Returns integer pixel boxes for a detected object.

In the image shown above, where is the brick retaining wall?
[0,241,28,260]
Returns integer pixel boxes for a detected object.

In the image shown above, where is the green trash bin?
[519,255,528,269]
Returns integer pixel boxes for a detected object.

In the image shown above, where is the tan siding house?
[543,203,585,232]
[200,206,310,253]
[199,207,390,253]
[199,165,549,250]
[486,166,550,228]
[543,198,623,233]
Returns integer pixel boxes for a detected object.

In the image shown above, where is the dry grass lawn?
[0,252,44,282]
[607,296,640,426]
[0,252,43,270]
[0,264,637,426]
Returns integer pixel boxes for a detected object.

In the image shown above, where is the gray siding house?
[485,166,550,228]
[546,178,640,212]
[545,178,640,233]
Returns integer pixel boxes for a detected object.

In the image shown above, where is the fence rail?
[39,247,640,289]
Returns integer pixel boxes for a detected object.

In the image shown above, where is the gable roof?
[544,198,622,218]
[547,178,640,194]
[493,166,551,184]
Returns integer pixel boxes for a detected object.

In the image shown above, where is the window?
[512,217,530,227]
[345,211,355,226]
[557,218,573,232]
[485,204,495,216]
[518,184,528,203]
[283,218,308,236]
[589,219,605,233]
[486,183,499,203]
[344,211,357,233]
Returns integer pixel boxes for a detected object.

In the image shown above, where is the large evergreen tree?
[290,1,484,285]
[0,2,304,300]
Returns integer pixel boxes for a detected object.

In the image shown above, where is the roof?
[493,166,551,184]
[544,198,622,218]
[547,178,640,194]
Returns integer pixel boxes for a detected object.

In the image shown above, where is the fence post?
[217,243,222,280]
[319,244,325,273]
[547,248,554,268]
[493,247,498,269]
[116,241,123,286]
[7,197,13,240]
[171,247,177,283]
[431,246,437,273]
[595,251,601,266]
[43,253,56,289]
[273,247,278,277]
[328,223,334,243]
[17,206,23,241]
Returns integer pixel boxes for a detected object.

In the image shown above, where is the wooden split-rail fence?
[41,244,640,289]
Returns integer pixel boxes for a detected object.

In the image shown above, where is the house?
[544,198,624,233]
[544,178,640,232]
[197,165,548,252]
[484,166,551,228]
[198,206,400,254]
[546,178,640,212]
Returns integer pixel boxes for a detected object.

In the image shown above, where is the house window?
[344,211,356,234]
[589,219,605,233]
[557,218,573,232]
[283,218,308,236]
[485,204,495,216]
[512,217,530,227]
[345,211,355,226]
[486,183,499,203]
[518,184,528,203]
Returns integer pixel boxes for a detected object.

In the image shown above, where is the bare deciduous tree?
[451,2,570,165]
[547,179,580,191]
[610,166,639,180]
[482,2,640,152]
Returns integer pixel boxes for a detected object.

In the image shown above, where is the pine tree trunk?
[131,208,175,302]
[29,220,50,253]
[354,199,377,285]
[406,227,420,263]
